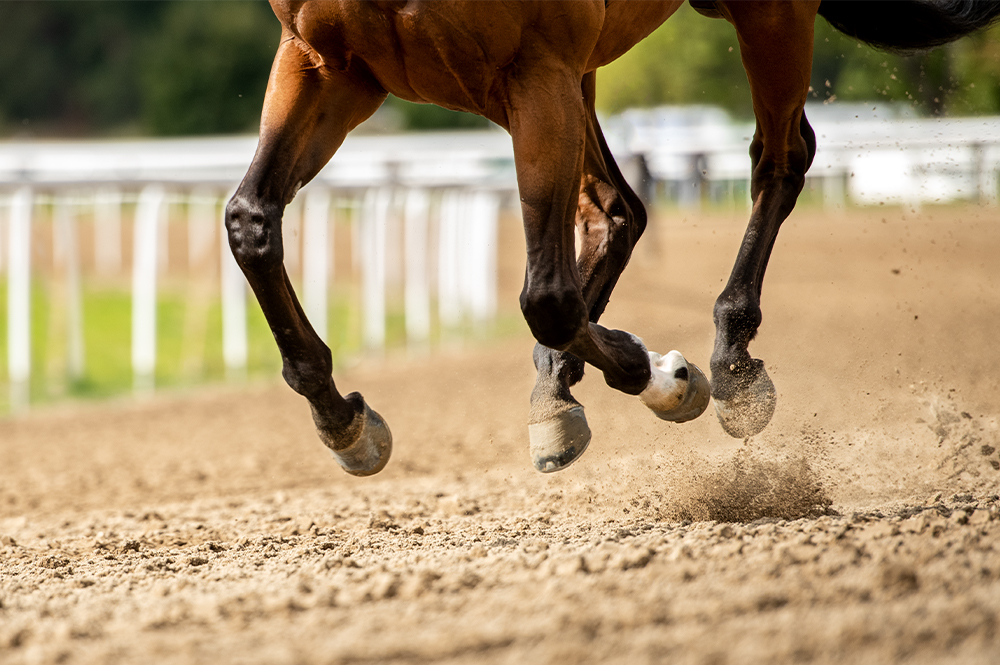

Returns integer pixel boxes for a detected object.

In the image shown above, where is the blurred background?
[2,0,1000,416]
[5,1,1000,137]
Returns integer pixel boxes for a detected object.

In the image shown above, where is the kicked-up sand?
[1,205,999,664]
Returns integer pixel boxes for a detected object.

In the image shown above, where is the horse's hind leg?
[226,31,390,475]
[709,1,820,437]
[525,72,710,472]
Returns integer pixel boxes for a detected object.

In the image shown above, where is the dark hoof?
[712,364,776,438]
[528,406,592,473]
[316,399,393,476]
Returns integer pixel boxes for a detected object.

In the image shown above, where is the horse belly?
[588,0,685,70]
[389,2,525,115]
[279,0,524,117]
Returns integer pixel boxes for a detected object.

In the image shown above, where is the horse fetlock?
[591,330,649,395]
[312,392,392,476]
[520,289,588,351]
[713,294,761,332]
[281,352,334,398]
[532,344,585,387]
[639,350,711,423]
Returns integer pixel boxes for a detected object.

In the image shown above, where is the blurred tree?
[140,2,279,135]
[596,4,749,117]
[384,96,490,131]
[0,0,277,137]
[596,3,1000,119]
[3,1,1000,138]
[0,2,163,135]
[810,17,956,116]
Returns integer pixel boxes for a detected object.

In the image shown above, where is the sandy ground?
[1,205,999,664]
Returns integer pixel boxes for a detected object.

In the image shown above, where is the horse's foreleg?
[226,33,391,474]
[710,1,820,437]
[514,70,708,472]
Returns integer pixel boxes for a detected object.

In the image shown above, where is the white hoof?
[714,367,776,438]
[329,402,393,477]
[529,406,592,473]
[639,350,711,423]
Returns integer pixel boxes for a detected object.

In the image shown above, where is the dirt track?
[1,206,999,664]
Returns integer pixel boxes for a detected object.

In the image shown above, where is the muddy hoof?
[528,406,592,473]
[640,350,711,423]
[316,398,393,477]
[713,365,776,438]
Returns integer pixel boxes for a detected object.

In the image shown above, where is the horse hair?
[818,0,1000,54]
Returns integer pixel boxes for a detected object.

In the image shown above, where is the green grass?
[0,280,287,412]
[0,278,513,415]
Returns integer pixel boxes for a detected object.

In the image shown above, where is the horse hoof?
[639,350,711,423]
[327,401,393,476]
[713,365,776,438]
[529,406,592,473]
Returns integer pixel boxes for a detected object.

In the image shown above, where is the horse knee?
[520,286,588,351]
[225,194,284,275]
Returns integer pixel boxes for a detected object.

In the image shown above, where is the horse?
[225,0,1000,476]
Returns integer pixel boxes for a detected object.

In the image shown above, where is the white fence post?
[361,187,391,351]
[465,190,500,325]
[54,199,85,381]
[187,189,217,267]
[8,187,33,412]
[437,189,464,330]
[976,143,998,206]
[302,187,331,343]
[132,185,164,394]
[0,193,5,277]
[404,188,431,346]
[93,188,123,276]
[180,189,218,379]
[220,195,248,380]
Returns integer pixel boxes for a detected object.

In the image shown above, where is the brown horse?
[226,0,1000,476]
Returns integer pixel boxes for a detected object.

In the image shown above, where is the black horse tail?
[818,0,1000,53]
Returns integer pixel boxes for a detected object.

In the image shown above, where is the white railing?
[607,105,1000,207]
[4,111,999,412]
[0,131,517,413]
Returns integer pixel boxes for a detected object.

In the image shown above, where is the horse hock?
[311,393,393,477]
